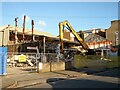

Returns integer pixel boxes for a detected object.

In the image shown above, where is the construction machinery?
[59,20,89,54]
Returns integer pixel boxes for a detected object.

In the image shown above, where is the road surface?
[20,68,119,89]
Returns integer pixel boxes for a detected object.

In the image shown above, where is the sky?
[1,2,119,36]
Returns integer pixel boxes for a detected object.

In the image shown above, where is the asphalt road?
[20,68,119,89]
[95,68,120,78]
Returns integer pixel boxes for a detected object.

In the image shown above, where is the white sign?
[27,47,37,50]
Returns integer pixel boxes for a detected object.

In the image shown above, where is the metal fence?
[7,52,67,67]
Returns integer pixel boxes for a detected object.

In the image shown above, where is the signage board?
[18,54,26,62]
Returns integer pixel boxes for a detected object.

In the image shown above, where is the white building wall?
[3,29,9,46]
[87,42,111,49]
[0,29,9,46]
[0,32,3,46]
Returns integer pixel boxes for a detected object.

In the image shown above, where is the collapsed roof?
[84,33,109,43]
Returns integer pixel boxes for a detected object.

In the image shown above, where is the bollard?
[37,62,42,73]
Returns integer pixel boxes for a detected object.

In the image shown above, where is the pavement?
[0,67,84,89]
[1,77,15,89]
[1,66,119,89]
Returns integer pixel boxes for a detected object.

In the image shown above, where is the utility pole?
[31,20,34,42]
[15,17,18,44]
[23,15,26,43]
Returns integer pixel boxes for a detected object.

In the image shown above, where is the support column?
[43,37,46,56]
[23,15,26,43]
[15,17,18,44]
[42,37,46,63]
[31,20,34,42]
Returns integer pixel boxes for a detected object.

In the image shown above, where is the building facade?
[106,20,120,46]
[106,20,120,56]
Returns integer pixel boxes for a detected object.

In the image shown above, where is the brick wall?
[106,20,120,46]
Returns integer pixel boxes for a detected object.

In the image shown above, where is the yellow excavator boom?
[59,20,89,53]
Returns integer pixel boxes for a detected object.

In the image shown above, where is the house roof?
[84,33,109,43]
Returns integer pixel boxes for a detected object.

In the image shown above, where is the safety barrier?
[0,47,7,75]
[37,62,65,73]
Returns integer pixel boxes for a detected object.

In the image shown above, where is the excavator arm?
[59,20,89,53]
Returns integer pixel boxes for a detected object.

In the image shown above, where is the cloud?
[38,20,47,27]
[22,14,31,23]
